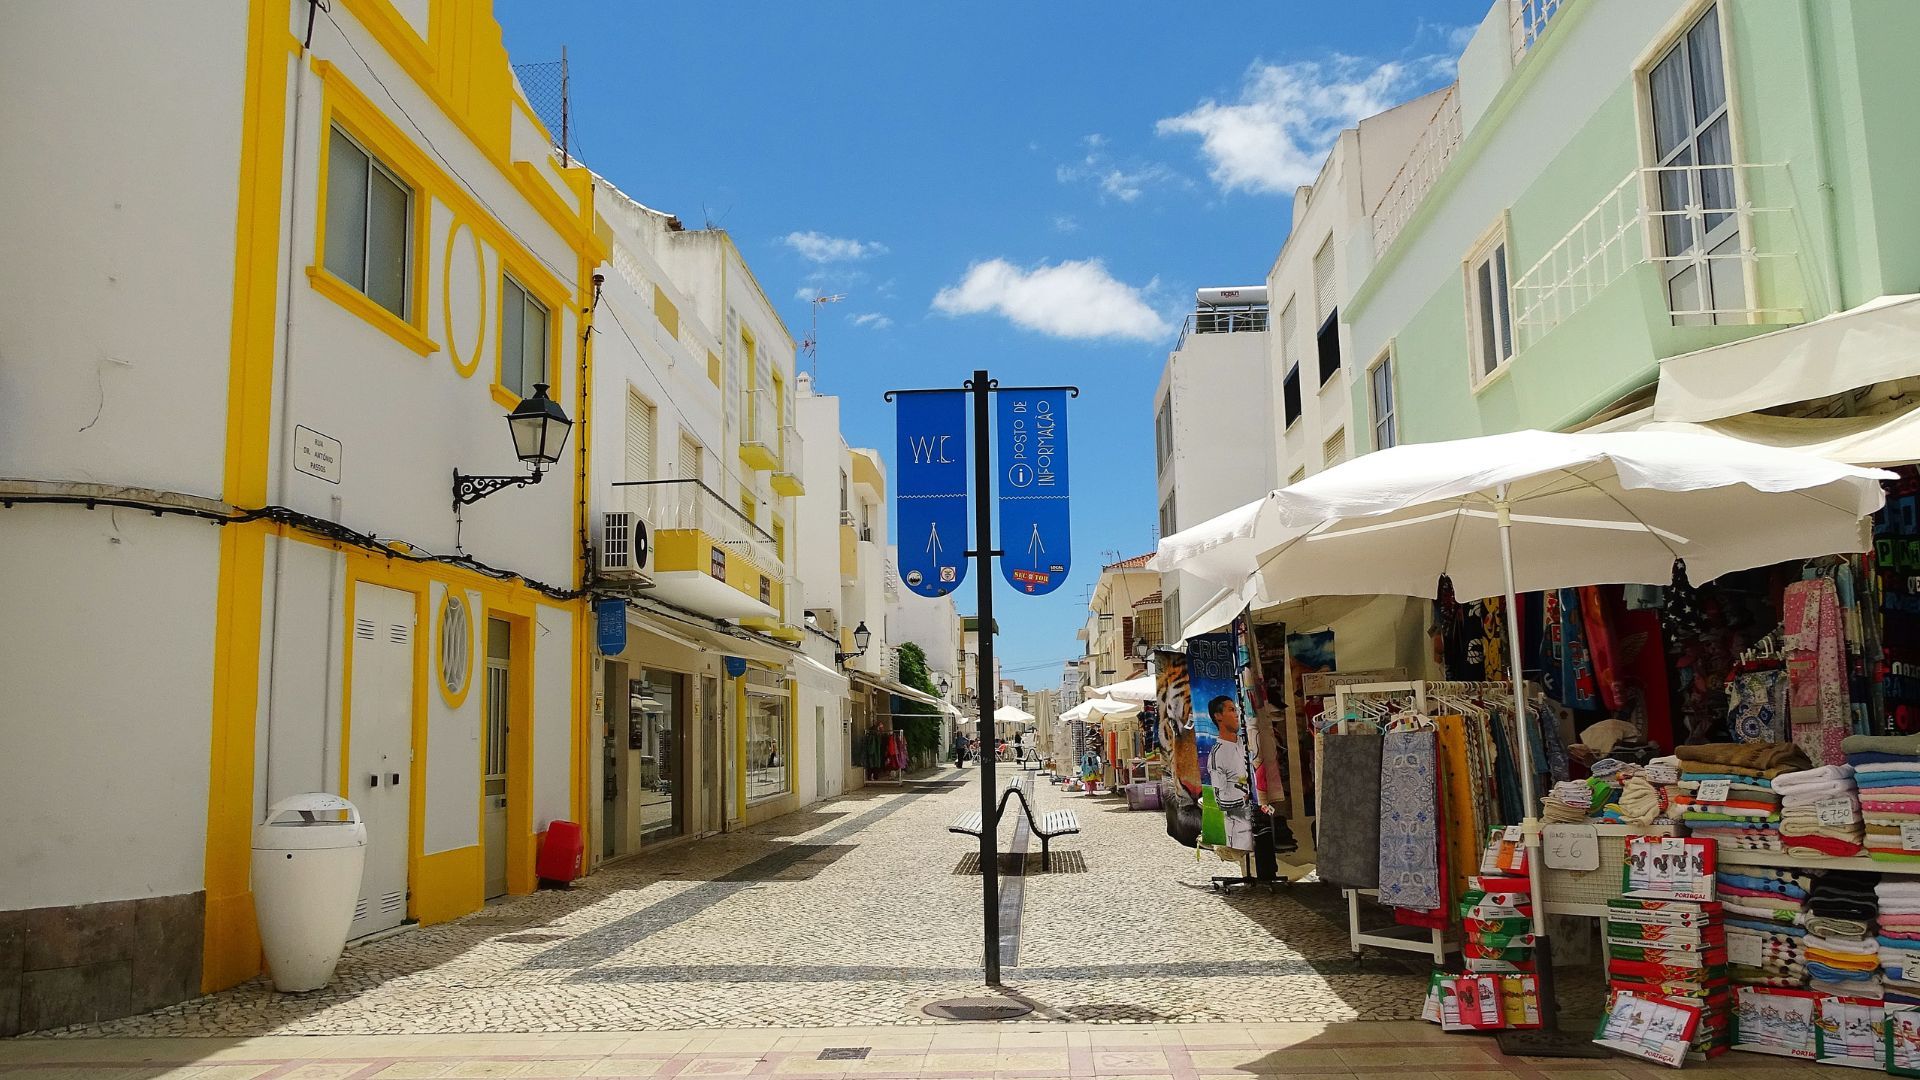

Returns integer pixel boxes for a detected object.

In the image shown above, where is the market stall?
[1158,428,1899,1057]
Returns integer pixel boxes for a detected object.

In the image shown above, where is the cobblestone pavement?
[48,771,1437,1037]
[1,1019,1812,1078]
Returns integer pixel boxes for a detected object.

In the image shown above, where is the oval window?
[439,592,472,702]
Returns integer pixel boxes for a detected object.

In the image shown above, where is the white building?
[0,1,597,1029]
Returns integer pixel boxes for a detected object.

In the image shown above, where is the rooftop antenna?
[801,293,847,380]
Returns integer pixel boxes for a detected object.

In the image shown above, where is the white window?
[1278,298,1299,370]
[1154,398,1173,467]
[1312,238,1337,321]
[1465,225,1514,385]
[1159,492,1177,539]
[501,274,549,398]
[1369,350,1398,450]
[1647,3,1741,324]
[1322,428,1346,468]
[625,390,656,483]
[323,125,412,319]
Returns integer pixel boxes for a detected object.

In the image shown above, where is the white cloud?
[1057,137,1186,203]
[1052,214,1079,233]
[850,312,892,330]
[931,258,1171,343]
[783,230,889,262]
[1157,56,1444,194]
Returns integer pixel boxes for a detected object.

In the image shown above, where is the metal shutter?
[625,390,656,483]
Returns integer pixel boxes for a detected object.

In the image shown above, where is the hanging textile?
[1579,587,1628,712]
[1377,727,1443,911]
[1481,600,1511,683]
[1435,714,1481,907]
[1432,575,1485,681]
[1620,607,1676,749]
[1785,576,1848,764]
[1558,589,1602,711]
[1728,668,1790,744]
[1315,732,1383,889]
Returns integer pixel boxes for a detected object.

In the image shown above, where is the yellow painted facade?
[203,0,601,992]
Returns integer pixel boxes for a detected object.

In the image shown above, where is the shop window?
[1465,224,1514,386]
[501,273,550,399]
[747,686,791,802]
[323,124,413,320]
[1282,365,1302,428]
[1370,349,1398,450]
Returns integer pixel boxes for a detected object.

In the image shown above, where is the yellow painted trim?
[734,675,748,821]
[307,266,439,356]
[653,285,680,339]
[338,0,436,89]
[770,472,805,498]
[435,587,475,709]
[204,0,298,995]
[707,351,722,388]
[739,442,778,472]
[415,845,482,925]
[490,382,520,411]
[443,219,485,377]
[850,452,884,496]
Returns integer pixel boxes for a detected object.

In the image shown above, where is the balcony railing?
[1509,162,1805,352]
[1510,0,1566,61]
[612,477,779,572]
[1371,85,1463,258]
[1174,307,1269,351]
[740,387,778,469]
[779,423,804,475]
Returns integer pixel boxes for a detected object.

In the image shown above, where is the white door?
[484,617,511,899]
[348,583,414,937]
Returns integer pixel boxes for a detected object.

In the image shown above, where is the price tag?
[1543,824,1600,871]
[1815,796,1857,827]
[1504,825,1524,843]
[1727,932,1763,967]
[1904,822,1920,852]
[1695,779,1732,803]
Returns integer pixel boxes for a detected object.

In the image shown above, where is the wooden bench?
[946,786,1081,871]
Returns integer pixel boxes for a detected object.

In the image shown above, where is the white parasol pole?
[1496,486,1567,1032]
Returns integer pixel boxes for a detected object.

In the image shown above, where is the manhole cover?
[817,1048,870,1060]
[922,997,1034,1021]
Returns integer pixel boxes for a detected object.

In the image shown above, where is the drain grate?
[923,997,1034,1021]
[951,851,1087,875]
[817,1047,870,1060]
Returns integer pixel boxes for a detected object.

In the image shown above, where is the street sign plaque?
[894,391,969,597]
[995,390,1070,595]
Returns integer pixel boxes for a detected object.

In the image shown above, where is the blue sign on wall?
[894,391,969,597]
[724,656,748,679]
[594,598,627,655]
[996,390,1070,595]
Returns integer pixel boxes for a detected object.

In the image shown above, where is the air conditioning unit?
[598,511,654,585]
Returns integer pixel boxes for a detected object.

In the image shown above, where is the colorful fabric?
[1785,577,1848,765]
[1729,667,1791,744]
[1377,729,1441,911]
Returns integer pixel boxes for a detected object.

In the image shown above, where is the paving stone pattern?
[49,773,1432,1036]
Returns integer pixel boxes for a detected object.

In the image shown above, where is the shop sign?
[893,390,968,598]
[724,656,747,678]
[1299,668,1408,697]
[1542,824,1599,871]
[594,598,626,655]
[996,389,1070,595]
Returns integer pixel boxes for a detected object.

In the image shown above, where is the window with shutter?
[678,433,703,483]
[625,390,656,483]
[1323,428,1346,468]
[1312,237,1337,321]
[1279,299,1299,369]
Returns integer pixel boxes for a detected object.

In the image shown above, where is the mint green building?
[1345,0,1920,449]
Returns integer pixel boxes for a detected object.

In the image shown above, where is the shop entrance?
[482,616,511,899]
[347,581,415,937]
[631,669,685,843]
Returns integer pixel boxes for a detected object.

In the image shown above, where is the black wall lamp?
[452,383,573,509]
[836,621,872,665]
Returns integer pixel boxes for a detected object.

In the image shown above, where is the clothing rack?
[1329,681,1455,964]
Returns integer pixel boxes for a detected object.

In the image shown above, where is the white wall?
[0,511,219,909]
[531,604,574,831]
[1164,329,1276,531]
[795,388,846,616]
[424,582,484,856]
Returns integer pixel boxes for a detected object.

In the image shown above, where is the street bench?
[946,787,1081,871]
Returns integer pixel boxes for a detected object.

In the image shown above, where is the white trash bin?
[252,793,367,992]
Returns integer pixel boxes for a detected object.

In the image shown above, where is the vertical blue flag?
[996,390,1070,595]
[894,391,968,597]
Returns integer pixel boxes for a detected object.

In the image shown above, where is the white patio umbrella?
[1156,428,1890,1037]
[1088,675,1156,703]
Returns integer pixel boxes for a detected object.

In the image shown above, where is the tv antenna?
[801,293,846,380]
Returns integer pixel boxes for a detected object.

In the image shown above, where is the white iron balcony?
[1371,85,1463,258]
[1510,162,1807,352]
[614,477,780,575]
[1174,306,1268,351]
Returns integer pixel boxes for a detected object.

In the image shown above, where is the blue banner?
[996,390,1070,595]
[594,598,627,655]
[894,391,969,597]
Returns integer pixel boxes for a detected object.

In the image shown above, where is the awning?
[849,670,943,707]
[624,598,795,665]
[791,652,850,692]
[1576,402,1920,469]
[1655,294,1920,422]
[1088,675,1155,702]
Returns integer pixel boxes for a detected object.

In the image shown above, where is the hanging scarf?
[1378,728,1443,911]
[1785,577,1848,765]
[1560,589,1602,711]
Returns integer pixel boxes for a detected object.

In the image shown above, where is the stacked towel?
[1775,764,1864,857]
[1845,735,1920,863]
[1541,779,1595,824]
[1880,881,1920,1003]
[1719,868,1810,987]
[1806,871,1882,998]
[1676,743,1810,854]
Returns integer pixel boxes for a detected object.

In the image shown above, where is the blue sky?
[496,1,1485,687]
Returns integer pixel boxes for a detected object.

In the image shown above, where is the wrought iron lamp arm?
[452,468,544,510]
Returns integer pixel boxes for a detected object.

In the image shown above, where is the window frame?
[1462,217,1516,391]
[310,118,433,355]
[1633,0,1751,326]
[1367,345,1399,451]
[494,267,558,408]
[1281,364,1302,429]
